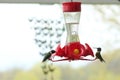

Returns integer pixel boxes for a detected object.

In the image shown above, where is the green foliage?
[14,71,38,80]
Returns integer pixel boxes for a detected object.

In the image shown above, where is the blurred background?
[0,3,120,80]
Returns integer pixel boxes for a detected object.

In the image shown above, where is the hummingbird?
[95,47,105,62]
[42,50,56,62]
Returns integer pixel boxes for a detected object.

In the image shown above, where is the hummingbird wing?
[42,53,51,62]
[42,50,56,62]
[96,52,105,62]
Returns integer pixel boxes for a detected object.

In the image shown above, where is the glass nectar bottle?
[62,2,81,44]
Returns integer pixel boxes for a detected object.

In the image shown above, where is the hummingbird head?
[50,50,56,54]
[97,47,101,51]
[93,47,101,51]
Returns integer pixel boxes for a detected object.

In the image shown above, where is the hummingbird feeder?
[42,1,105,62]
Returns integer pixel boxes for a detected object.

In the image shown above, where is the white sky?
[0,4,63,71]
[0,4,41,71]
[0,4,120,71]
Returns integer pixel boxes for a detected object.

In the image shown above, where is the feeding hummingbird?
[95,47,105,62]
[42,50,56,62]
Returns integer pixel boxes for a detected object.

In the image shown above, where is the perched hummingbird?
[42,50,56,62]
[95,47,105,62]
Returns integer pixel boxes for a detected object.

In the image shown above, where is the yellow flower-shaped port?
[73,49,80,54]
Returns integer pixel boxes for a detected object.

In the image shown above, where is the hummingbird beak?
[93,47,101,51]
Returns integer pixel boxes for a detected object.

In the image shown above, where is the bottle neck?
[65,23,80,43]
